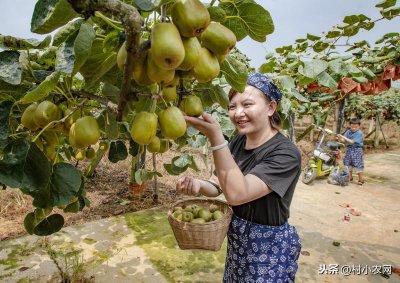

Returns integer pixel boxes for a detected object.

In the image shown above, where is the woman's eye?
[228,105,235,110]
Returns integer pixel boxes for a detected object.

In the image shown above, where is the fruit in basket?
[173,210,183,221]
[181,211,193,222]
[212,210,224,221]
[198,208,212,222]
[173,206,183,212]
[191,218,206,224]
[209,204,219,213]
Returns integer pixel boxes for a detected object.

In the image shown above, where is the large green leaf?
[79,39,117,87]
[220,0,274,42]
[0,50,22,85]
[109,140,128,163]
[380,6,400,19]
[0,101,12,149]
[50,163,82,207]
[0,35,51,50]
[208,6,227,22]
[33,214,64,236]
[259,61,276,73]
[73,23,96,75]
[0,140,51,193]
[220,56,248,93]
[53,19,84,47]
[316,71,338,89]
[18,71,60,104]
[343,14,370,25]
[290,89,309,103]
[277,75,295,90]
[298,59,328,79]
[376,0,397,8]
[55,31,77,75]
[328,59,348,76]
[195,84,229,109]
[31,0,79,34]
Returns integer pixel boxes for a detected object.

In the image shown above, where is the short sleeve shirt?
[229,132,301,226]
[344,129,363,147]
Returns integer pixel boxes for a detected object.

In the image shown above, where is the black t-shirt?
[228,132,301,226]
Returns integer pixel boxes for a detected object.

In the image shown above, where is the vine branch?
[67,0,142,121]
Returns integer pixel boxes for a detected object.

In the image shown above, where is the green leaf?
[0,101,12,149]
[316,72,338,89]
[50,163,81,207]
[196,84,229,109]
[0,50,21,85]
[220,55,248,93]
[63,200,80,213]
[73,23,96,75]
[33,214,64,236]
[134,0,161,11]
[343,14,370,24]
[0,35,51,50]
[299,59,328,79]
[220,1,274,42]
[188,134,207,148]
[277,75,295,90]
[352,76,369,83]
[346,64,363,77]
[79,39,117,87]
[53,19,84,47]
[173,154,192,168]
[108,140,128,163]
[31,0,79,34]
[259,61,276,73]
[101,83,121,104]
[290,89,309,103]
[306,33,321,41]
[208,6,227,22]
[362,68,376,80]
[343,25,360,36]
[0,140,51,193]
[24,212,36,235]
[129,139,140,157]
[55,31,77,75]
[105,111,119,140]
[312,41,329,53]
[380,6,400,19]
[376,0,397,8]
[18,71,60,104]
[326,31,341,38]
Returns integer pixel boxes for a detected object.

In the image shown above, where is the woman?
[176,72,302,282]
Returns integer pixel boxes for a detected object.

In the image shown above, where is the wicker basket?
[168,198,233,251]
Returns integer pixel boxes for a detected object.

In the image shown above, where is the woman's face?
[228,85,276,136]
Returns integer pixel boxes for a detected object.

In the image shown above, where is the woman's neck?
[245,128,278,149]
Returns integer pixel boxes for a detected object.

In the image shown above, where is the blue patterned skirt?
[223,214,301,283]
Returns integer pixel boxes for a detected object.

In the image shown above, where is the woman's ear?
[267,101,278,117]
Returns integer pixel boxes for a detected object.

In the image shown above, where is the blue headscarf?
[247,72,283,103]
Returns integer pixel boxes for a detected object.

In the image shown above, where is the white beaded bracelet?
[209,140,228,151]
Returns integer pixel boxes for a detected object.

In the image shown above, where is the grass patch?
[124,208,226,283]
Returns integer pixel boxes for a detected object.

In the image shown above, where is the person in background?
[337,118,365,186]
[175,73,302,282]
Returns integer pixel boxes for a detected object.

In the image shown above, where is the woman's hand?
[176,176,201,196]
[184,112,225,146]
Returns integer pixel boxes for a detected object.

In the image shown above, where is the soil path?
[292,149,400,282]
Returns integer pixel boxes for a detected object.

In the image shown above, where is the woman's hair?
[228,88,282,130]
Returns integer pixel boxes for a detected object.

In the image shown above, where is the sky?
[0,0,399,69]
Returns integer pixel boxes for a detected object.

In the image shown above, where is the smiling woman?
[175,72,302,282]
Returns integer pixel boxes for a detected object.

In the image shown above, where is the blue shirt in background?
[344,129,364,147]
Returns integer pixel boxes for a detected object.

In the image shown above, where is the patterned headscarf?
[247,72,283,103]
